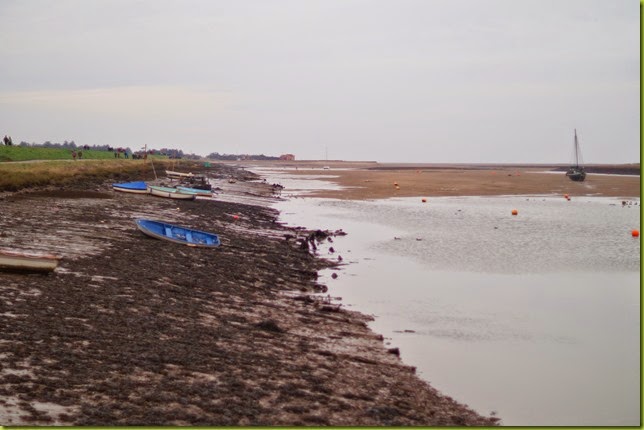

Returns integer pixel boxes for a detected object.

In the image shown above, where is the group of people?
[3,135,13,146]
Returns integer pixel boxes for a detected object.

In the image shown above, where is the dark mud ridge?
[0,164,498,426]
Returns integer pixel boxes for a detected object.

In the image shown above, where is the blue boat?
[135,219,221,248]
[113,181,148,194]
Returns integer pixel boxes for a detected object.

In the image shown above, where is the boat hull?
[166,170,194,179]
[112,181,149,194]
[566,169,586,182]
[148,186,196,200]
[135,219,220,247]
[176,186,213,197]
[0,249,60,273]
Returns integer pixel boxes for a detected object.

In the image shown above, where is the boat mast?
[573,129,579,168]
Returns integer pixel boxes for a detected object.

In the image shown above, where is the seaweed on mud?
[0,165,499,427]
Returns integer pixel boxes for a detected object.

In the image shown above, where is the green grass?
[0,145,171,162]
[0,158,207,192]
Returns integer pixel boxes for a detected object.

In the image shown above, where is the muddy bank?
[0,164,497,426]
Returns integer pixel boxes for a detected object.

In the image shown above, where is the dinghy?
[176,186,214,197]
[166,170,194,179]
[112,181,148,194]
[135,219,220,248]
[0,249,60,273]
[147,185,196,200]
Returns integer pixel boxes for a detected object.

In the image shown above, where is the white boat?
[0,249,60,273]
[148,185,196,200]
[166,170,194,179]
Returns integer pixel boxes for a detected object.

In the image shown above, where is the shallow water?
[258,168,641,426]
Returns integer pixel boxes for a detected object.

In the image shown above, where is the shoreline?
[0,163,498,426]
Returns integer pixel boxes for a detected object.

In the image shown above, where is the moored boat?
[148,185,196,200]
[0,249,60,273]
[176,186,214,197]
[135,219,220,247]
[166,170,194,179]
[112,181,148,194]
[566,129,586,182]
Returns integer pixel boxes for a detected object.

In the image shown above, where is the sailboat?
[566,129,586,182]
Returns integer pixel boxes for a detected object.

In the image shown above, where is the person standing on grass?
[72,150,77,160]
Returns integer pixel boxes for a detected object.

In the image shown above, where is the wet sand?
[234,161,640,200]
[0,164,497,426]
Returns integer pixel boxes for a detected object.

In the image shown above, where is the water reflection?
[275,195,640,426]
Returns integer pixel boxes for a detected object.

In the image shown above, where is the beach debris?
[511,209,518,216]
[254,319,285,333]
[387,347,400,356]
[631,229,639,238]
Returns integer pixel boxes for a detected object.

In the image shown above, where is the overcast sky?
[0,0,639,163]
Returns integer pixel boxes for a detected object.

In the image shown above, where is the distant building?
[280,154,295,161]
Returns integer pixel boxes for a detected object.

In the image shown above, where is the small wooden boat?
[176,186,213,197]
[148,185,196,200]
[166,170,194,179]
[0,249,60,273]
[112,181,148,194]
[135,219,221,247]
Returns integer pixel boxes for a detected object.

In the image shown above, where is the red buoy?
[511,209,518,216]
[632,229,639,238]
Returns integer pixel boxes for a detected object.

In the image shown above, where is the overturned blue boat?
[113,181,148,194]
[135,219,221,248]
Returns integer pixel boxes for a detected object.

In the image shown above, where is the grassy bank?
[0,146,137,161]
[0,159,208,192]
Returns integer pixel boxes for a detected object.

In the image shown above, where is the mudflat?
[0,164,497,426]
[233,160,640,200]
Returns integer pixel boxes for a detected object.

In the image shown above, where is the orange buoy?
[564,194,569,199]
[421,198,427,203]
[233,214,239,220]
[511,209,518,216]
[632,229,639,238]
[394,182,399,186]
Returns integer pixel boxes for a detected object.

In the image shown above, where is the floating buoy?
[511,209,518,216]
[394,182,399,187]
[232,214,239,220]
[395,186,400,190]
[632,229,639,238]
[564,194,569,199]
[421,198,427,203]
